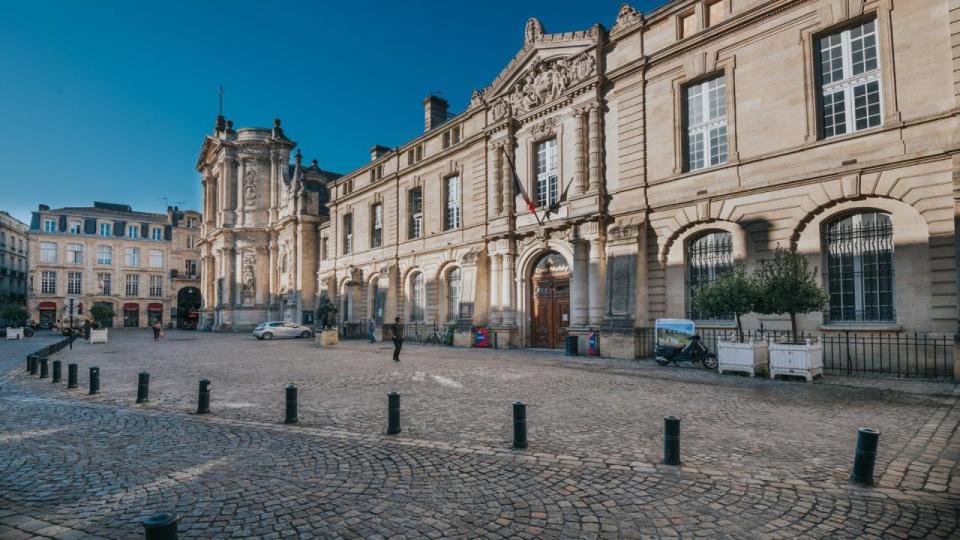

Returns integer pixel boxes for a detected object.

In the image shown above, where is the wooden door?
[531,276,570,349]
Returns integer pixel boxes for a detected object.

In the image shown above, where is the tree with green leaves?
[754,246,828,343]
[691,261,759,343]
[90,304,115,328]
[1,304,29,327]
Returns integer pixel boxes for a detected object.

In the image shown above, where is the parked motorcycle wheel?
[702,353,718,370]
[655,356,670,366]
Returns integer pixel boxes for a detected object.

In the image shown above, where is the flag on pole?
[501,146,541,224]
[542,176,573,222]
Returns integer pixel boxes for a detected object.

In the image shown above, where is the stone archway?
[176,287,202,329]
[528,251,570,349]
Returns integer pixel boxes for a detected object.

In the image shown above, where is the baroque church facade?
[199,0,958,361]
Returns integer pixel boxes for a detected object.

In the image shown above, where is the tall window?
[535,139,559,208]
[280,253,288,274]
[817,19,881,138]
[411,272,425,322]
[149,275,163,297]
[99,223,112,236]
[370,204,383,248]
[69,222,81,234]
[185,259,197,277]
[151,227,162,240]
[43,219,56,232]
[67,272,82,295]
[684,76,727,171]
[342,213,353,255]
[41,271,56,294]
[148,249,163,268]
[447,267,462,321]
[98,273,112,295]
[127,225,139,239]
[67,243,83,264]
[687,231,733,320]
[186,235,196,249]
[125,247,140,267]
[445,176,461,230]
[408,188,423,239]
[320,238,328,261]
[39,242,57,263]
[824,211,894,322]
[97,245,113,265]
[125,274,140,296]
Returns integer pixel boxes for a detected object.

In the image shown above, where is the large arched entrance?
[176,287,202,329]
[529,251,570,349]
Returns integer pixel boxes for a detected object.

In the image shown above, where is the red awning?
[38,302,56,310]
[147,303,163,310]
[123,303,139,310]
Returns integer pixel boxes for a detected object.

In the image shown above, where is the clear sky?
[0,0,659,224]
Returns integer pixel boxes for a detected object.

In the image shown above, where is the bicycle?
[424,325,444,345]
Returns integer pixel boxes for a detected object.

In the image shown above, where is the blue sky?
[0,0,659,224]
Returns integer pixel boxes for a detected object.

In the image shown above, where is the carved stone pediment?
[489,52,597,121]
[611,3,643,36]
[530,117,557,139]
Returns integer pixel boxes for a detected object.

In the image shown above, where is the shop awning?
[38,302,56,310]
[123,303,139,310]
[147,303,163,311]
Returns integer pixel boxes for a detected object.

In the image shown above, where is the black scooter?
[655,334,718,369]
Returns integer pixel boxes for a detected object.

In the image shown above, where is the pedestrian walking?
[390,317,404,362]
[151,320,162,341]
[368,318,377,343]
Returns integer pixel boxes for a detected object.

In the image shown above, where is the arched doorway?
[529,251,570,349]
[177,287,202,329]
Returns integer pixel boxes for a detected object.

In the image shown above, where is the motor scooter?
[655,334,718,369]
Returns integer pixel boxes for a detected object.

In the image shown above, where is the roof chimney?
[39,204,49,211]
[423,95,449,132]
[370,144,391,161]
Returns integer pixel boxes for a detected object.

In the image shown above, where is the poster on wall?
[473,326,490,348]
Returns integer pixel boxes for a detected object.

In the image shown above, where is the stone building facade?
[0,211,29,302]
[26,202,201,329]
[202,0,958,361]
[196,119,338,331]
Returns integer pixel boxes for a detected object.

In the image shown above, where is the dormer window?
[43,219,56,233]
[127,225,139,239]
[68,221,81,234]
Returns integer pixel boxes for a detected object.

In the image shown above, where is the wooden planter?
[769,339,823,382]
[5,327,24,340]
[717,339,769,377]
[89,329,109,344]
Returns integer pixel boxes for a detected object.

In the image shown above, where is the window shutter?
[30,214,40,230]
[58,215,67,232]
[84,218,97,235]
[164,225,172,241]
[140,223,149,238]
[114,220,125,236]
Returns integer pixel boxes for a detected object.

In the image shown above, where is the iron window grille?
[686,231,733,320]
[824,211,895,323]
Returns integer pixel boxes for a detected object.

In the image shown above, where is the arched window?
[687,231,733,320]
[446,267,462,321]
[280,253,288,275]
[824,211,894,322]
[370,276,386,323]
[410,272,425,322]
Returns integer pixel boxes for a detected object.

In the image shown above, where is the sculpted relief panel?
[490,52,597,120]
[243,168,257,209]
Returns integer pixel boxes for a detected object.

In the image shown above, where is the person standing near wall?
[390,317,404,362]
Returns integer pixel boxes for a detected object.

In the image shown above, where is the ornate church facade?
[200,0,958,362]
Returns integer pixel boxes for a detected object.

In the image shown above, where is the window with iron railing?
[824,211,894,323]
[686,231,733,320]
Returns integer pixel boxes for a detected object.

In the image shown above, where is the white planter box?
[717,339,769,377]
[5,327,24,340]
[89,329,109,344]
[769,339,823,382]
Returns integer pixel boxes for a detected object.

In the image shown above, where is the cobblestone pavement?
[1,329,958,538]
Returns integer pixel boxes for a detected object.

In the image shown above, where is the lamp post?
[68,298,74,350]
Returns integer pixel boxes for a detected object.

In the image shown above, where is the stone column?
[255,246,269,306]
[571,239,589,326]
[502,139,515,215]
[490,253,502,324]
[574,108,587,194]
[493,143,504,215]
[268,238,278,306]
[635,222,649,329]
[501,248,515,325]
[588,236,606,325]
[222,246,235,307]
[235,159,246,227]
[588,103,602,193]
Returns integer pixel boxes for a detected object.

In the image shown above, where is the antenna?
[218,85,224,116]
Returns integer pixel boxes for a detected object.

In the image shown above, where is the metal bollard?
[850,427,880,486]
[387,392,401,434]
[67,364,78,388]
[663,416,681,466]
[27,354,36,374]
[197,379,211,414]
[285,384,298,424]
[136,372,150,404]
[29,355,38,375]
[142,512,179,540]
[513,401,528,449]
[52,360,62,383]
[89,367,100,395]
[39,357,49,379]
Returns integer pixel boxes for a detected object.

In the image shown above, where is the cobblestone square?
[1,330,958,538]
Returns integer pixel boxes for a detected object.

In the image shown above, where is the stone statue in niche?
[243,168,257,208]
[241,251,256,303]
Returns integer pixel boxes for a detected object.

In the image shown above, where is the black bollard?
[850,427,881,486]
[513,401,528,449]
[52,360,62,383]
[197,379,211,414]
[89,367,100,395]
[136,372,150,404]
[285,384,298,424]
[27,354,36,374]
[67,364,78,389]
[387,392,401,435]
[663,416,681,465]
[39,357,49,379]
[142,512,179,540]
[29,355,38,375]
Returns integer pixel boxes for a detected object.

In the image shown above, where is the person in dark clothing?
[390,317,404,362]
[151,321,162,341]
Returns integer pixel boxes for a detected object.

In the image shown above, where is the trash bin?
[564,335,579,356]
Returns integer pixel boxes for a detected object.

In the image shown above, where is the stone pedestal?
[315,329,339,347]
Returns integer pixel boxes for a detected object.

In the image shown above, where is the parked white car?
[253,321,313,340]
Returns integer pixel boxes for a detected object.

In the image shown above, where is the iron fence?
[637,327,954,378]
[402,322,455,345]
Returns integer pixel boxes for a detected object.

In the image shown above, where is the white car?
[253,321,314,340]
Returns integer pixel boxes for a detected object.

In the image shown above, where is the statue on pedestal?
[315,293,338,331]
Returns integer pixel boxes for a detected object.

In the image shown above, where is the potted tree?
[755,246,829,381]
[2,304,29,340]
[692,262,767,377]
[89,304,114,344]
